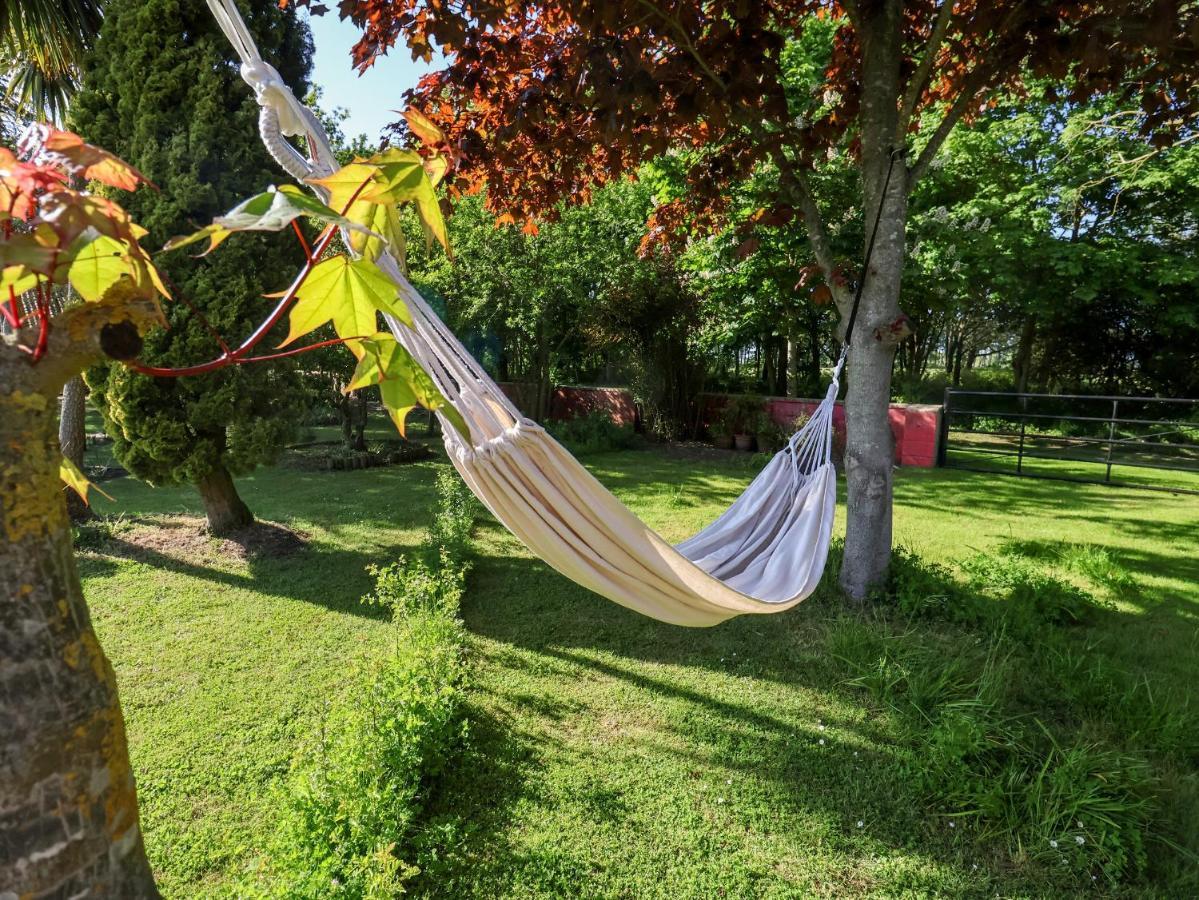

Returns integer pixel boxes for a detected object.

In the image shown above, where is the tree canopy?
[72,0,315,532]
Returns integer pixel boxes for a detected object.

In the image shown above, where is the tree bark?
[787,338,801,396]
[196,463,254,534]
[59,375,91,522]
[1,382,158,897]
[839,0,907,600]
[1013,318,1036,393]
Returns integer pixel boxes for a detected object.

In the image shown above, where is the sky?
[306,12,445,143]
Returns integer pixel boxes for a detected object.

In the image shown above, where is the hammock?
[206,0,842,627]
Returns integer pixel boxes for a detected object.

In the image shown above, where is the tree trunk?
[839,2,906,600]
[787,337,801,396]
[1,388,158,897]
[196,463,253,534]
[351,392,368,451]
[1013,318,1036,393]
[60,375,92,522]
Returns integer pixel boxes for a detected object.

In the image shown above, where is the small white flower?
[818,738,825,745]
[819,724,826,731]
[948,821,956,829]
[857,820,864,828]
[717,797,725,804]
[853,750,859,757]
[726,778,732,785]
[1075,835,1085,845]
[971,864,978,871]
[1049,839,1058,849]
[1077,820,1084,828]
[1092,876,1097,882]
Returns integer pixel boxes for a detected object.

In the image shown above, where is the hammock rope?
[205,0,860,626]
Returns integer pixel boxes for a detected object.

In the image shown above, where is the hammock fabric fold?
[206,0,843,626]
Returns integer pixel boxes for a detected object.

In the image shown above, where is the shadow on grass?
[76,519,410,621]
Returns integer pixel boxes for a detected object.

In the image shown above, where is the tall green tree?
[72,0,313,533]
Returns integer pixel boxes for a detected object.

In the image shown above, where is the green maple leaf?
[344,332,469,440]
[281,254,412,347]
[348,200,407,263]
[61,235,134,302]
[309,155,451,259]
[162,184,378,256]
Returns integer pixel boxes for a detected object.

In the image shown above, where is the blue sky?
[306,12,445,143]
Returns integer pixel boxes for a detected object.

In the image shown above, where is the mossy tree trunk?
[1,296,160,897]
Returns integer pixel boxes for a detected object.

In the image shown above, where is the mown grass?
[77,427,1199,897]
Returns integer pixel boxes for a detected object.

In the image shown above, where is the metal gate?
[938,390,1199,494]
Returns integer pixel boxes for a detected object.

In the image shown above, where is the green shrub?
[254,469,478,897]
[546,412,637,455]
[260,612,469,898]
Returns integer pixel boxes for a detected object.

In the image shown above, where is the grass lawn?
[77,428,1199,897]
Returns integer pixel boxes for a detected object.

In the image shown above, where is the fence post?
[1105,399,1118,482]
[937,387,952,467]
[1017,399,1027,475]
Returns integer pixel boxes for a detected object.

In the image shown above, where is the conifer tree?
[72,0,313,532]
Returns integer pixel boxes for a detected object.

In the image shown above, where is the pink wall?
[706,394,942,468]
[499,383,942,468]
[497,383,638,427]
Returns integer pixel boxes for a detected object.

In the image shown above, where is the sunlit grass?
[79,430,1199,897]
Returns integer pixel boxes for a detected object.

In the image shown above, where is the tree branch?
[896,0,955,142]
[908,65,996,183]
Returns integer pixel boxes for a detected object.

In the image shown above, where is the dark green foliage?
[259,471,477,896]
[545,411,638,456]
[72,0,313,490]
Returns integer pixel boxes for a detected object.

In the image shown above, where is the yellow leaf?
[348,201,406,263]
[161,223,234,257]
[60,457,113,505]
[306,163,380,216]
[62,236,134,302]
[404,107,446,146]
[0,264,38,299]
[423,153,450,188]
[344,332,469,441]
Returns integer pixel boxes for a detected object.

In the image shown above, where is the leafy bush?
[261,612,469,897]
[255,469,478,897]
[546,412,637,455]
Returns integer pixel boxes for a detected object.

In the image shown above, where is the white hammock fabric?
[207,0,842,626]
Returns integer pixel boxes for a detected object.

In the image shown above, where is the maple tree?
[301,0,1199,596]
[0,120,455,894]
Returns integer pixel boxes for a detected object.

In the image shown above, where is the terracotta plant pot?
[734,433,756,452]
[713,433,734,450]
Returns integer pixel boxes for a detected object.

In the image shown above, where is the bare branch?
[769,146,853,309]
[896,0,955,142]
[634,0,726,91]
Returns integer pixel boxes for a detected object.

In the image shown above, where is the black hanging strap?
[842,146,906,348]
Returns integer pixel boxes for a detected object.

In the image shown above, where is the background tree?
[309,0,1199,596]
[71,0,313,533]
[411,177,702,432]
